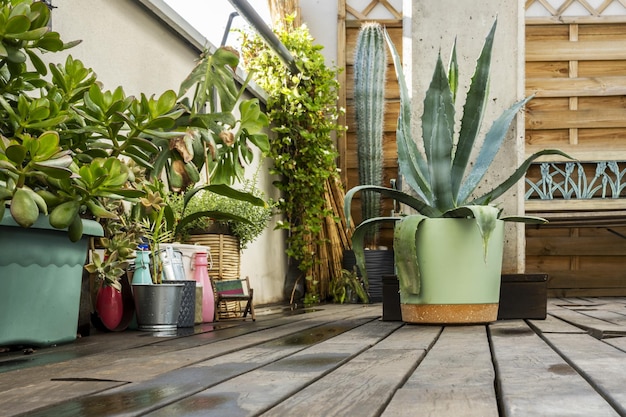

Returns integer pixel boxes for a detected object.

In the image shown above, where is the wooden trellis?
[525,0,626,297]
[526,0,626,23]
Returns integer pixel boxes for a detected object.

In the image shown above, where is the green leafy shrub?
[168,176,273,250]
[240,18,344,273]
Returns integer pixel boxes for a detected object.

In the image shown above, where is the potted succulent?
[85,204,143,332]
[126,178,185,332]
[0,1,142,346]
[345,20,570,324]
[0,1,270,344]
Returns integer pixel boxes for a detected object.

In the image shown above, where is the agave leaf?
[470,148,573,206]
[447,39,458,102]
[451,20,496,201]
[444,205,499,261]
[500,214,548,224]
[344,185,441,227]
[457,95,534,204]
[384,29,431,203]
[423,58,455,212]
[351,216,400,295]
[394,214,427,295]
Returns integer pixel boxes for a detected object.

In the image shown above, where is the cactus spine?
[354,22,386,245]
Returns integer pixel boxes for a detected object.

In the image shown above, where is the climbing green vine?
[240,19,344,278]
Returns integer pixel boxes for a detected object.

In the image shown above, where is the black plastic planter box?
[497,273,548,320]
[382,273,549,322]
[382,275,402,321]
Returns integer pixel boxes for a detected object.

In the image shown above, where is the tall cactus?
[354,22,386,246]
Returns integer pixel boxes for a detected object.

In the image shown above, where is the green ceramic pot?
[398,218,504,324]
[0,211,103,347]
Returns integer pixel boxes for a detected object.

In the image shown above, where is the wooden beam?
[526,108,626,129]
[525,199,626,211]
[526,76,626,97]
[527,39,626,61]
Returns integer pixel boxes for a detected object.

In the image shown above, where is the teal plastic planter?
[0,211,103,347]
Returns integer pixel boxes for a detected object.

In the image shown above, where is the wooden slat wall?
[525,23,626,160]
[525,2,626,296]
[338,1,402,247]
[526,226,626,296]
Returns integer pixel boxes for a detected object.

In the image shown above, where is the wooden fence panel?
[525,2,626,296]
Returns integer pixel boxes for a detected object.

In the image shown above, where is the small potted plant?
[345,20,570,324]
[85,204,143,332]
[0,1,149,346]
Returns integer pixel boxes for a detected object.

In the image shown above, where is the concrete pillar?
[405,0,526,273]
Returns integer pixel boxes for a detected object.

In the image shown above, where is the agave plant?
[344,20,570,291]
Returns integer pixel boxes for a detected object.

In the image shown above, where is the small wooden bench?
[212,277,255,321]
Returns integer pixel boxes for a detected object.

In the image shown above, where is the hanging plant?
[240,18,345,277]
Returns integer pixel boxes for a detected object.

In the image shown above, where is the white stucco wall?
[299,0,339,67]
[46,1,198,96]
[41,0,287,305]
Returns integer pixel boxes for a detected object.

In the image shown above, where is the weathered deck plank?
[146,320,431,417]
[383,326,498,417]
[490,320,620,417]
[0,380,127,416]
[549,305,626,339]
[2,300,626,416]
[603,336,626,350]
[540,332,626,415]
[0,305,378,415]
[528,314,587,334]
[260,325,440,417]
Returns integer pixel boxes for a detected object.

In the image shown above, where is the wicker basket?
[185,233,240,279]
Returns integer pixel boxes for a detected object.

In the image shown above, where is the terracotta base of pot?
[401,303,499,324]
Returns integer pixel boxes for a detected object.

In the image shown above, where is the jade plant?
[353,22,386,246]
[0,0,178,239]
[0,0,273,308]
[0,0,270,251]
[344,20,570,290]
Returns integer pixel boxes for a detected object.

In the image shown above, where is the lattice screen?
[526,0,626,19]
[345,0,401,20]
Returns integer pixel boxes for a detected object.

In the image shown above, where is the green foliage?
[354,22,386,246]
[0,0,272,288]
[302,276,320,306]
[240,19,344,274]
[167,47,270,189]
[168,176,273,250]
[0,0,269,247]
[84,207,143,290]
[329,268,368,304]
[345,20,571,289]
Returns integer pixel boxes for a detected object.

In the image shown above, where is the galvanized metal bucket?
[132,283,184,331]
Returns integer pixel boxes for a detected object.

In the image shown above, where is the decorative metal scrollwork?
[525,161,626,200]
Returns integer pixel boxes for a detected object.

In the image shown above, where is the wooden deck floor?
[2,297,626,416]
